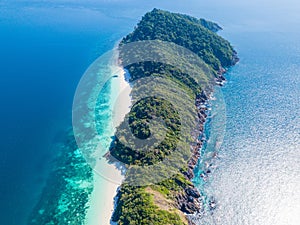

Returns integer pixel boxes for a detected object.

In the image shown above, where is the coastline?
[84,49,131,225]
[184,66,233,182]
[178,69,237,225]
[25,8,240,225]
[184,64,240,224]
[84,173,121,225]
[102,9,239,225]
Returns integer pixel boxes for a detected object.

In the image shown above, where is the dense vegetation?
[111,8,237,225]
[112,174,193,225]
[112,96,182,165]
[121,8,236,72]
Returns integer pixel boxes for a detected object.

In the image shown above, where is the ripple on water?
[194,33,300,225]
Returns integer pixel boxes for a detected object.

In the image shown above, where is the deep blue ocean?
[0,2,133,224]
[1,1,299,225]
[193,31,300,225]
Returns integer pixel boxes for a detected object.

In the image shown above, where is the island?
[27,8,238,225]
[109,8,238,225]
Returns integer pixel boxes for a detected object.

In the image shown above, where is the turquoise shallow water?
[0,2,133,224]
[1,1,300,224]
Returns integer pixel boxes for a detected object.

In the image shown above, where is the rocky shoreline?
[107,62,239,225]
[176,61,239,225]
[175,89,210,225]
[108,9,239,224]
[108,52,239,224]
[107,78,215,225]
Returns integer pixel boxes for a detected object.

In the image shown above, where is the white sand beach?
[84,50,131,225]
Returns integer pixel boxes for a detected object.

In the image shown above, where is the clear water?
[1,1,300,225]
[194,31,300,225]
[0,2,133,224]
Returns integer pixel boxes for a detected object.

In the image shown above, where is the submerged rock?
[185,187,201,198]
